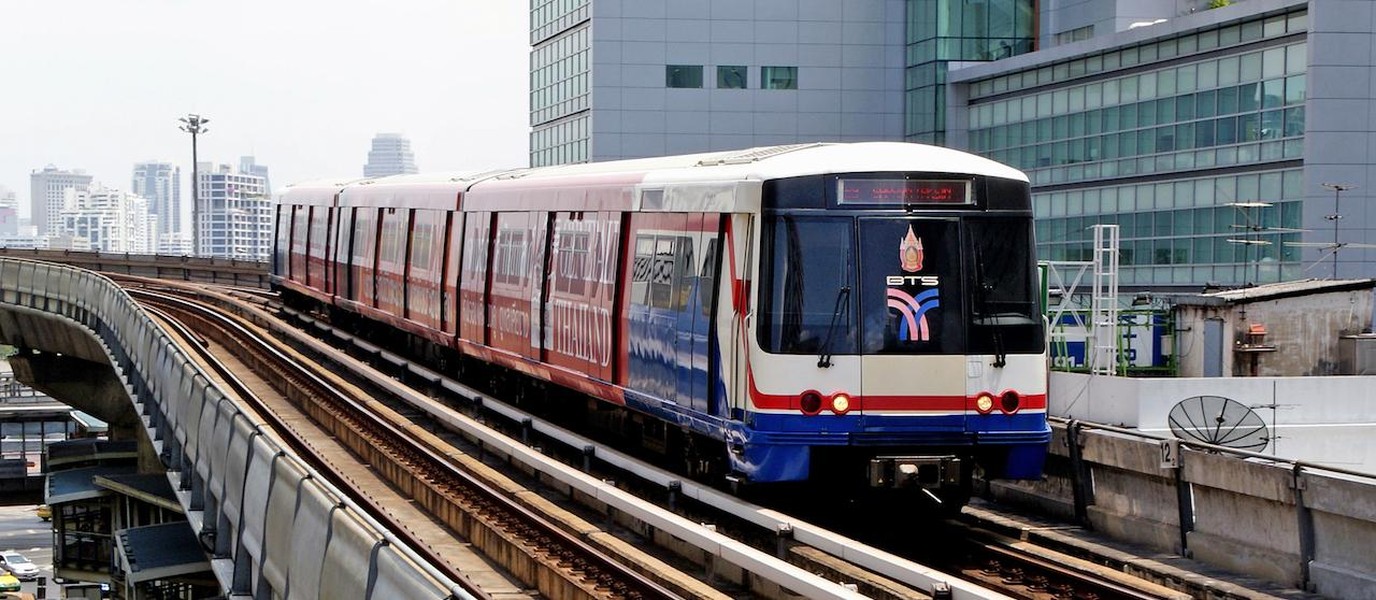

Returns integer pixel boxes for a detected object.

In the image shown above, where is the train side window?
[650,237,676,308]
[698,238,718,316]
[630,235,654,305]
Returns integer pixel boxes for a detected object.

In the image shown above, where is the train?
[271,141,1050,505]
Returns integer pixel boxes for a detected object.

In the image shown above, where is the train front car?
[736,143,1049,506]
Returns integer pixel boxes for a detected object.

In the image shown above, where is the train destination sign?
[837,179,970,205]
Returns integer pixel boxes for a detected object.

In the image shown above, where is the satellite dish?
[1167,395,1269,451]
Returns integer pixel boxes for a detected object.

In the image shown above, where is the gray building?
[29,165,93,236]
[529,0,930,166]
[534,0,1376,290]
[363,133,418,177]
[132,161,182,240]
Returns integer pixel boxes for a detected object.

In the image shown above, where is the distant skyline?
[0,1,530,219]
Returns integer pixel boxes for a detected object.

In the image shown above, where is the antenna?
[1226,202,1304,285]
[1321,183,1356,279]
[1168,395,1270,452]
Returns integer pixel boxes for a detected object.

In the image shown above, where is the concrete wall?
[993,421,1376,598]
[1050,371,1376,473]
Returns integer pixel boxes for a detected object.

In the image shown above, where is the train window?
[857,218,963,354]
[698,238,718,316]
[650,237,676,308]
[631,233,695,311]
[964,218,1044,354]
[553,217,591,296]
[493,226,529,286]
[758,216,857,355]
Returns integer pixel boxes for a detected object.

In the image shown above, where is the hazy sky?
[0,1,530,218]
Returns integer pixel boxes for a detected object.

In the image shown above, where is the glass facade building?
[905,0,1036,144]
[961,10,1309,286]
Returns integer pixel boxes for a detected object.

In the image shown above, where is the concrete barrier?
[992,420,1376,598]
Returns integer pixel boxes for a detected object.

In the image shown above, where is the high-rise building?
[239,156,272,194]
[537,0,1376,289]
[132,161,182,239]
[195,162,272,260]
[363,133,418,177]
[29,165,93,236]
[531,2,930,166]
[55,184,156,254]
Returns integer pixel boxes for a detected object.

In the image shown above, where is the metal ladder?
[1088,224,1120,375]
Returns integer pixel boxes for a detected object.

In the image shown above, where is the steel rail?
[135,289,681,600]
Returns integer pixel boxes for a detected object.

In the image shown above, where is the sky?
[0,1,530,219]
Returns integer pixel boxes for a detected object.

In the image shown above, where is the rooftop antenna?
[1321,183,1355,279]
[1168,395,1270,452]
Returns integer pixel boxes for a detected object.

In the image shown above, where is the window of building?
[666,65,704,88]
[717,65,748,89]
[761,66,798,90]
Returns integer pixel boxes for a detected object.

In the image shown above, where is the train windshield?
[759,216,858,355]
[760,215,1043,355]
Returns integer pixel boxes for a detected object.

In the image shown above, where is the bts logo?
[887,224,939,342]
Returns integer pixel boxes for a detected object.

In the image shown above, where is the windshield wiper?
[972,242,1007,368]
[817,286,850,368]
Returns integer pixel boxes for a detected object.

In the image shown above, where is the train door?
[856,217,965,431]
[624,214,688,405]
[335,206,356,303]
[442,211,463,335]
[725,215,754,420]
[353,208,379,308]
[459,212,492,344]
[486,212,548,360]
[674,213,721,416]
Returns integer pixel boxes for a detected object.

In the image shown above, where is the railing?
[991,416,1376,598]
[0,257,465,600]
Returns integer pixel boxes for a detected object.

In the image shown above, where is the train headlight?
[800,391,823,415]
[830,393,851,415]
[975,392,995,414]
[1000,390,1022,414]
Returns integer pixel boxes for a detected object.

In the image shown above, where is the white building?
[29,166,93,236]
[56,184,156,254]
[363,133,418,177]
[132,161,182,241]
[0,185,16,237]
[195,162,272,260]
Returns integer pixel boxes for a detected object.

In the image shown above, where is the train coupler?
[868,455,962,489]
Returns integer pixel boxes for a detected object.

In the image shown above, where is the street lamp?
[179,114,209,256]
[1321,182,1355,279]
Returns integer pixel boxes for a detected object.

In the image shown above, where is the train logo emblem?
[899,224,924,272]
[887,225,937,342]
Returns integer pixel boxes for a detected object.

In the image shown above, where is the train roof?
[491,142,1028,184]
[281,143,1027,212]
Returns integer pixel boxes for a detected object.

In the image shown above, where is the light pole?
[179,114,209,256]
[1321,182,1354,279]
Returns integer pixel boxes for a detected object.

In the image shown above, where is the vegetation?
[1209,0,1231,8]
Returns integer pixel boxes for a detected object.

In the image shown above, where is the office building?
[30,165,93,236]
[195,162,272,260]
[536,0,1376,289]
[530,1,950,166]
[948,0,1368,288]
[363,133,418,177]
[132,161,182,240]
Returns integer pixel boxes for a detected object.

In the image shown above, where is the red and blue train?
[271,142,1049,504]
